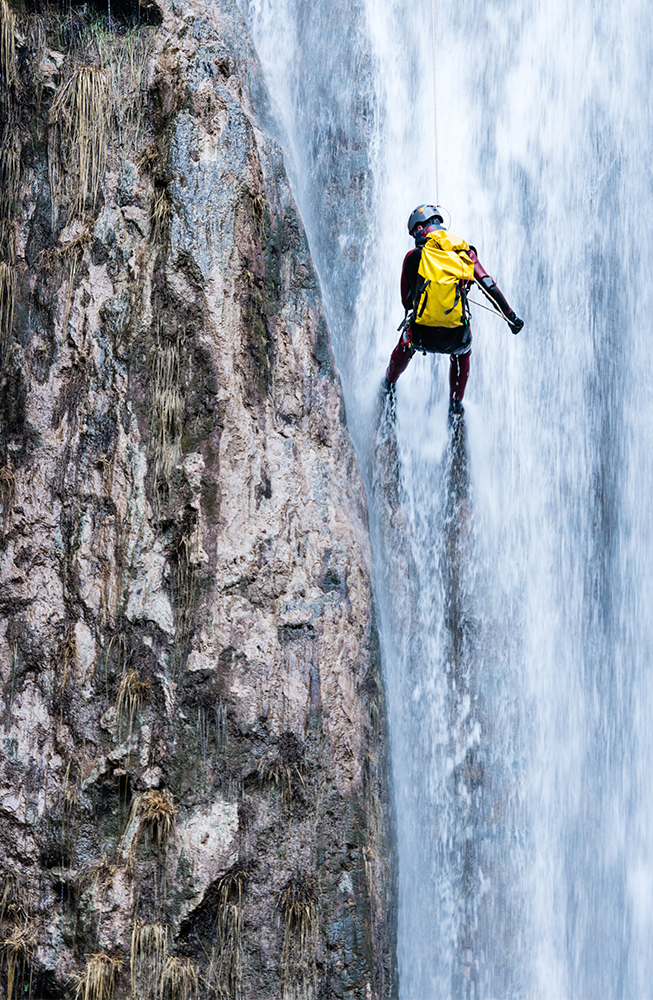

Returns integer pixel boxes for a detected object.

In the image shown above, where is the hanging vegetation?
[116,668,151,762]
[0,0,16,108]
[159,956,199,1000]
[130,920,169,1000]
[278,877,318,1000]
[0,126,20,220]
[0,259,15,368]
[0,924,36,1000]
[152,334,184,481]
[127,789,177,869]
[73,953,121,1000]
[208,867,250,1000]
[48,66,108,226]
[0,874,36,1000]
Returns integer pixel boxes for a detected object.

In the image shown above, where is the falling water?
[239,0,653,996]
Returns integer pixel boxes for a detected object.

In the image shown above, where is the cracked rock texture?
[0,0,396,997]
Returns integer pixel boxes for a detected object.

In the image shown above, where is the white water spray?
[240,0,653,996]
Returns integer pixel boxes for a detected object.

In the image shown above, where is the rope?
[469,280,511,324]
[431,0,439,203]
[468,297,507,318]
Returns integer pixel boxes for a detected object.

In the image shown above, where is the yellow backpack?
[414,230,475,328]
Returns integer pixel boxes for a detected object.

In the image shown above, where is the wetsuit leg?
[385,338,414,385]
[449,351,470,401]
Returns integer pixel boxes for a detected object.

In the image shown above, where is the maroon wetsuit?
[385,231,519,401]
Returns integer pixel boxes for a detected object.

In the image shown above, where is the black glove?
[507,312,524,335]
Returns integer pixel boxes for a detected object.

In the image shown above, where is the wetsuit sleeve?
[401,249,420,310]
[468,248,517,319]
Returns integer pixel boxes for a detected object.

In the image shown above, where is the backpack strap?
[444,282,461,316]
[416,278,431,319]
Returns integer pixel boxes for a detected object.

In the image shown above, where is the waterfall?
[239,0,653,996]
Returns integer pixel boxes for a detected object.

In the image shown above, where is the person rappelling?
[380,205,524,418]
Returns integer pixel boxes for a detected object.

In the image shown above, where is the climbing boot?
[448,398,464,423]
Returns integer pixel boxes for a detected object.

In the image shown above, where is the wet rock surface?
[0,0,396,996]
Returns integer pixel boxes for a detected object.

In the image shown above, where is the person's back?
[381,204,523,417]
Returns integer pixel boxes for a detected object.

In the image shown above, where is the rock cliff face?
[0,1,396,997]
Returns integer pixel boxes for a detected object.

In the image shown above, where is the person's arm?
[468,247,524,334]
[401,249,420,310]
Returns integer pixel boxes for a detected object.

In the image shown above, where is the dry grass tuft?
[76,855,120,896]
[56,226,93,342]
[116,668,151,755]
[174,515,199,651]
[138,141,160,174]
[0,126,21,219]
[208,868,249,1000]
[278,877,318,1000]
[58,227,93,262]
[158,956,198,1000]
[89,21,154,163]
[25,15,46,100]
[0,0,15,101]
[151,182,172,244]
[259,756,307,808]
[0,922,36,1000]
[0,465,15,532]
[128,789,177,864]
[130,920,168,1000]
[125,789,176,906]
[57,758,81,870]
[216,867,249,907]
[0,259,15,368]
[152,335,183,480]
[0,218,15,264]
[258,733,307,809]
[48,66,108,226]
[0,872,35,999]
[0,873,27,927]
[73,953,121,1000]
[117,669,151,724]
[46,21,154,227]
[278,878,317,955]
[103,630,128,701]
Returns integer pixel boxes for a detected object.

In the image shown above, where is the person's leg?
[383,337,414,387]
[449,351,471,401]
